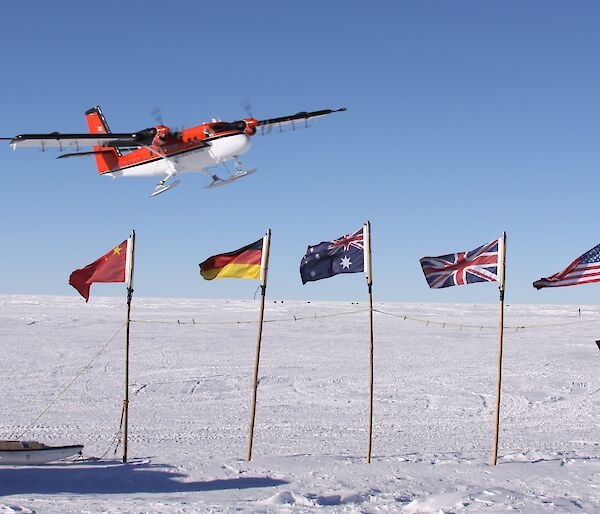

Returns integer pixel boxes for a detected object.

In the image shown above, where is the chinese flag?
[69,240,128,301]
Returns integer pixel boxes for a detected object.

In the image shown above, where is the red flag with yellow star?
[69,240,128,301]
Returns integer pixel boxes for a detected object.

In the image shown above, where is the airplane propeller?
[151,107,164,126]
[241,99,253,119]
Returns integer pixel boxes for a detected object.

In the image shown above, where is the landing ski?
[150,179,180,197]
[204,168,257,189]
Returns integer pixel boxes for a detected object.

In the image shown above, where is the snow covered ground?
[0,295,598,513]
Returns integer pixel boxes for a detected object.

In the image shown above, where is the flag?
[300,227,364,284]
[69,239,128,301]
[200,238,263,280]
[420,238,499,289]
[533,243,600,289]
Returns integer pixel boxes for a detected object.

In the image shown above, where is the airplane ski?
[150,179,181,197]
[204,168,257,189]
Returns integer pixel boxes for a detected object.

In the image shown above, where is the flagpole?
[247,229,271,461]
[364,221,374,463]
[492,231,506,466]
[123,230,135,463]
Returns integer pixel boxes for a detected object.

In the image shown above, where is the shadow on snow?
[0,460,288,496]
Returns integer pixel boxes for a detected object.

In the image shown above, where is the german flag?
[200,238,263,280]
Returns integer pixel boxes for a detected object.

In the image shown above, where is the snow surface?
[0,295,599,513]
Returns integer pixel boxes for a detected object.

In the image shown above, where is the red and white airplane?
[5,106,346,196]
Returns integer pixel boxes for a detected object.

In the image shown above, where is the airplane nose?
[234,134,251,154]
[209,134,252,163]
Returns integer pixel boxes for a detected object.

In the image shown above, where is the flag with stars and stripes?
[533,243,600,289]
[300,227,364,284]
[419,238,500,289]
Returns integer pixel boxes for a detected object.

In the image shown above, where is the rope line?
[373,309,507,330]
[74,402,126,463]
[130,308,600,332]
[99,401,125,462]
[130,308,369,326]
[373,308,600,331]
[12,322,126,440]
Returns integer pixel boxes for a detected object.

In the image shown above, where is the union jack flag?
[327,229,364,255]
[420,239,500,289]
[533,242,600,289]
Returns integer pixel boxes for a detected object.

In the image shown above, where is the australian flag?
[300,227,365,284]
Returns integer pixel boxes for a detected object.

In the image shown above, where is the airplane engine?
[151,125,170,146]
[242,118,258,136]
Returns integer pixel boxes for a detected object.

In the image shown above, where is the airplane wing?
[8,128,157,150]
[256,108,346,134]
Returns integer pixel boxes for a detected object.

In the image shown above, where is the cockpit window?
[210,122,235,133]
[209,121,246,134]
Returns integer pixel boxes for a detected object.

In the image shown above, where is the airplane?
[4,106,346,197]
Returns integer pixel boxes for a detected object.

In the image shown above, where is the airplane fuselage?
[106,133,252,178]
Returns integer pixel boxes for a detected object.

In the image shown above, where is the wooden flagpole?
[123,230,135,463]
[247,229,271,461]
[492,231,506,466]
[364,221,374,463]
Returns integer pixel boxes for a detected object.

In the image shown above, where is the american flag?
[420,239,500,289]
[533,243,600,289]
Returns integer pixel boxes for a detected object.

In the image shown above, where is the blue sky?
[1,1,599,304]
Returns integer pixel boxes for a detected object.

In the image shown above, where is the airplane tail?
[85,106,121,174]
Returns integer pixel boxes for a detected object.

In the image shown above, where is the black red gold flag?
[200,239,263,280]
